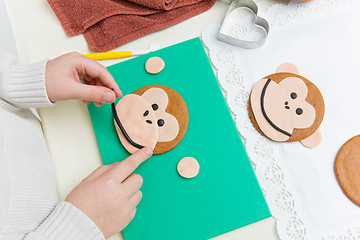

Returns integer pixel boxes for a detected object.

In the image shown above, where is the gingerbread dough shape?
[335,135,360,207]
[113,85,188,155]
[177,157,200,179]
[145,57,165,74]
[248,63,325,148]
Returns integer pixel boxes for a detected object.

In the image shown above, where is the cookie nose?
[285,101,290,109]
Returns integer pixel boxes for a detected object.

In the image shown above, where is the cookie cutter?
[218,0,269,49]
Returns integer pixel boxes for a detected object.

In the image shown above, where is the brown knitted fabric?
[47,0,216,51]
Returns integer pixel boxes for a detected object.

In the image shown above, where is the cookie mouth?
[260,78,292,138]
[111,102,145,149]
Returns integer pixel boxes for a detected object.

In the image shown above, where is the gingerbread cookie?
[248,63,325,148]
[112,85,188,155]
[335,135,360,207]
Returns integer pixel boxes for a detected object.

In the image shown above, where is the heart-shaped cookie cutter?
[218,0,269,48]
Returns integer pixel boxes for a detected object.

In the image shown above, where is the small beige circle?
[277,62,300,74]
[145,56,165,74]
[300,129,322,148]
[177,157,199,179]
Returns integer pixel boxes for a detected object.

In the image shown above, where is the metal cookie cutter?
[218,0,270,49]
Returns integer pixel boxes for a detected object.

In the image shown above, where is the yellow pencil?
[84,43,161,60]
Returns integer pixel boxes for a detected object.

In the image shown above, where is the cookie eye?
[152,104,159,111]
[143,110,149,116]
[296,108,303,115]
[157,119,165,127]
[146,120,152,124]
[291,92,297,99]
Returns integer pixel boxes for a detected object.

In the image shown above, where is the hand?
[45,52,122,106]
[65,147,153,238]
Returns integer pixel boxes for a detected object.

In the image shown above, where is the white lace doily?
[202,0,360,239]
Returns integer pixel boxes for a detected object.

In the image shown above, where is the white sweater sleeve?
[24,201,105,240]
[0,55,105,239]
[0,55,54,108]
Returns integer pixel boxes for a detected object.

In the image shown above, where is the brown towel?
[47,0,216,52]
[126,0,183,10]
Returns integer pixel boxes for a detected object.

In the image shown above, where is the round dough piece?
[145,57,165,74]
[300,129,322,148]
[277,62,300,74]
[177,157,199,179]
[133,85,189,155]
[335,135,360,207]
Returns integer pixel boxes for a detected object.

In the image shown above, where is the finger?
[82,76,94,87]
[86,78,103,106]
[123,174,143,197]
[76,56,122,97]
[128,190,142,206]
[83,162,119,182]
[96,79,104,87]
[82,100,91,105]
[94,102,103,107]
[110,147,153,182]
[129,208,137,221]
[74,76,112,104]
[94,80,104,107]
[72,83,116,104]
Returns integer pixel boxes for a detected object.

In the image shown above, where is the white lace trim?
[202,0,360,239]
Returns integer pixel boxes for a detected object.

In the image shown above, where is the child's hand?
[65,147,153,238]
[45,52,122,106]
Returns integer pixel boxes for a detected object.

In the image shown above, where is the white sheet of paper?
[203,1,360,239]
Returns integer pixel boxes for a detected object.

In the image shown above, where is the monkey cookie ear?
[277,63,300,74]
[300,129,322,148]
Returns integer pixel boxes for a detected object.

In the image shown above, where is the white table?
[3,0,282,239]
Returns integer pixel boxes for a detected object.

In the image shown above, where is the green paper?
[88,38,271,240]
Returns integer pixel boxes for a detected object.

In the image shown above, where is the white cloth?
[0,56,104,240]
[0,0,18,58]
[203,0,360,239]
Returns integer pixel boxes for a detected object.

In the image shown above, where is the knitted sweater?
[0,56,104,240]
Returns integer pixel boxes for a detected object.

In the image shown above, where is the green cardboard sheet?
[88,38,271,240]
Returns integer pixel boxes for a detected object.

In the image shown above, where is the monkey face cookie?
[112,85,188,155]
[249,63,325,148]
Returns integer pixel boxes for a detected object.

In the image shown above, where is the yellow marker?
[84,43,161,60]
